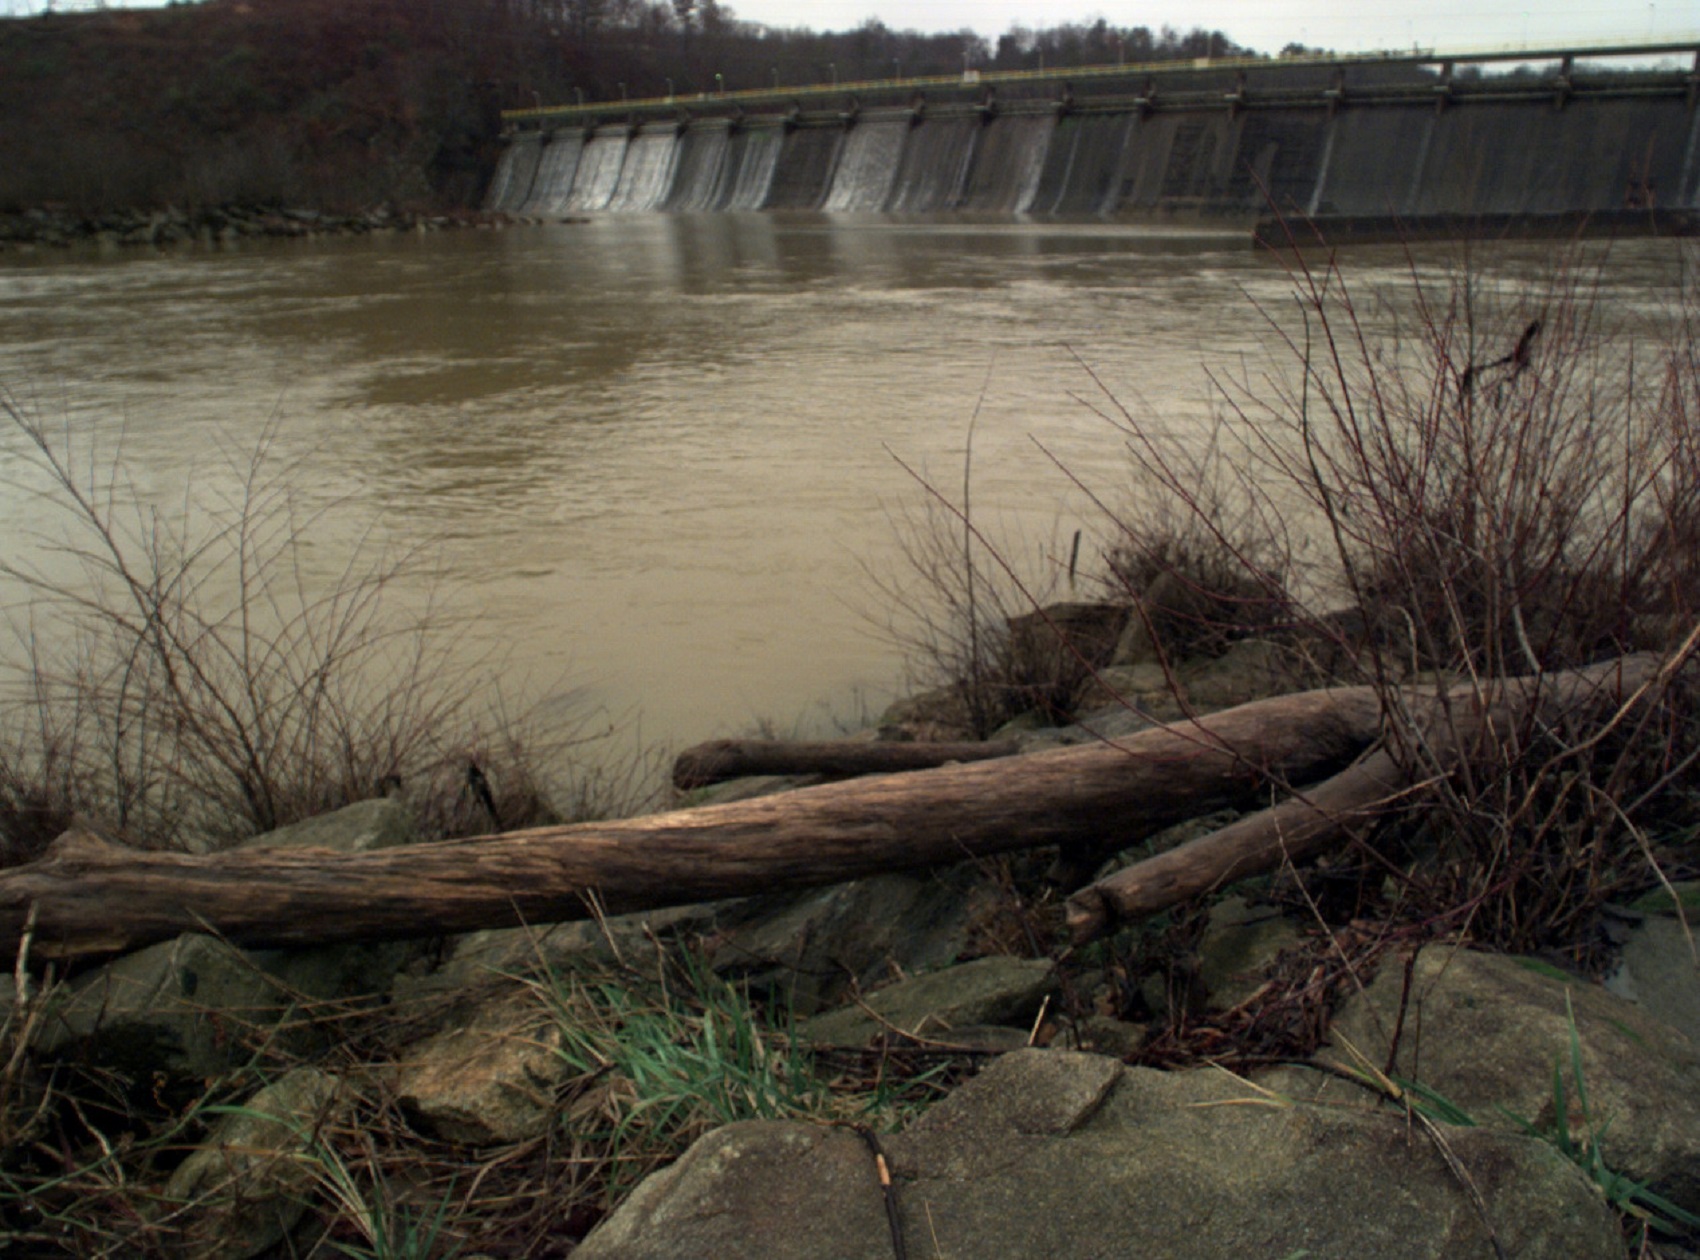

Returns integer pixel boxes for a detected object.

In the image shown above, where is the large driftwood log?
[673,738,1021,790]
[2,654,1669,961]
[1064,652,1668,943]
[0,686,1386,960]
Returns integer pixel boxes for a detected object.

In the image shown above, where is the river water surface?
[0,217,1686,779]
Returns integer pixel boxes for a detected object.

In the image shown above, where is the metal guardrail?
[501,38,1700,129]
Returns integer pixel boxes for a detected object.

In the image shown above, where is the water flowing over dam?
[487,42,1700,233]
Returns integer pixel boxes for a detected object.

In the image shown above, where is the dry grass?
[0,932,952,1258]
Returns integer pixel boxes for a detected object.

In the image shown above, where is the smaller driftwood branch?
[1065,750,1409,942]
[673,738,1021,790]
[1064,652,1668,943]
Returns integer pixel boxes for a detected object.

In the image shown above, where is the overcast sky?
[730,2,1689,56]
[3,1,1693,57]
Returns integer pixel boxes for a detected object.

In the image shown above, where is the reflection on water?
[0,218,1687,768]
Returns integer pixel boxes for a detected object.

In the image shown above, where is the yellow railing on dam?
[501,37,1700,129]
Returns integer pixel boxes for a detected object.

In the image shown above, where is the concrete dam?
[487,42,1700,234]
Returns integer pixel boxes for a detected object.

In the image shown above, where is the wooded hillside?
[0,0,1250,213]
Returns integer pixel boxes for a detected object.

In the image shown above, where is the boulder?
[684,772,821,805]
[236,798,415,853]
[36,932,308,1076]
[1178,638,1292,712]
[1322,945,1700,1214]
[392,902,722,1011]
[1066,1013,1148,1057]
[392,987,566,1145]
[575,1048,1624,1260]
[799,956,1058,1047]
[576,1122,889,1260]
[1005,601,1130,682]
[162,1067,340,1260]
[706,866,988,1015]
[1038,692,1162,747]
[1075,639,1292,719]
[240,799,427,1005]
[1604,914,1700,1045]
[1196,895,1304,1010]
[1068,662,1178,722]
[1110,569,1273,665]
[877,683,978,742]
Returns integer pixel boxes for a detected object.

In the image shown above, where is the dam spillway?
[487,42,1700,234]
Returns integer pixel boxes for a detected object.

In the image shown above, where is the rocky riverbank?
[5,612,1700,1258]
[0,204,527,251]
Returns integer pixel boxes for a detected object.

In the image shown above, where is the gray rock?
[1604,915,1700,1044]
[1196,895,1303,1010]
[390,902,726,1015]
[800,956,1058,1047]
[1072,662,1186,722]
[163,1067,340,1260]
[917,1023,1035,1053]
[576,1122,889,1260]
[1042,696,1159,747]
[576,1049,1623,1260]
[1079,639,1293,720]
[876,683,977,742]
[34,803,428,1075]
[1088,660,1171,697]
[237,798,415,853]
[1323,945,1700,1213]
[1110,569,1282,665]
[904,1047,1122,1149]
[988,708,1057,739]
[683,773,820,804]
[1007,601,1129,670]
[392,987,565,1145]
[1066,1013,1148,1057]
[1178,638,1291,712]
[707,866,986,1015]
[37,933,305,1076]
[250,936,424,1013]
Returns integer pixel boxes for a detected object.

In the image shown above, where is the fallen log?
[1065,750,1409,943]
[7,654,1672,961]
[0,685,1386,960]
[1064,652,1669,943]
[673,738,1021,791]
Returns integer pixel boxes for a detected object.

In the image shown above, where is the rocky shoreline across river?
[0,204,540,251]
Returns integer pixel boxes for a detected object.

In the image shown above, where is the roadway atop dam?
[485,41,1700,235]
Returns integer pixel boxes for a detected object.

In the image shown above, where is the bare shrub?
[1091,235,1700,954]
[0,391,630,859]
[872,482,1073,739]
[1235,247,1697,680]
[1069,409,1300,668]
[871,238,1696,955]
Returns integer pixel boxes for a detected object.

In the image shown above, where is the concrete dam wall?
[488,45,1700,229]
